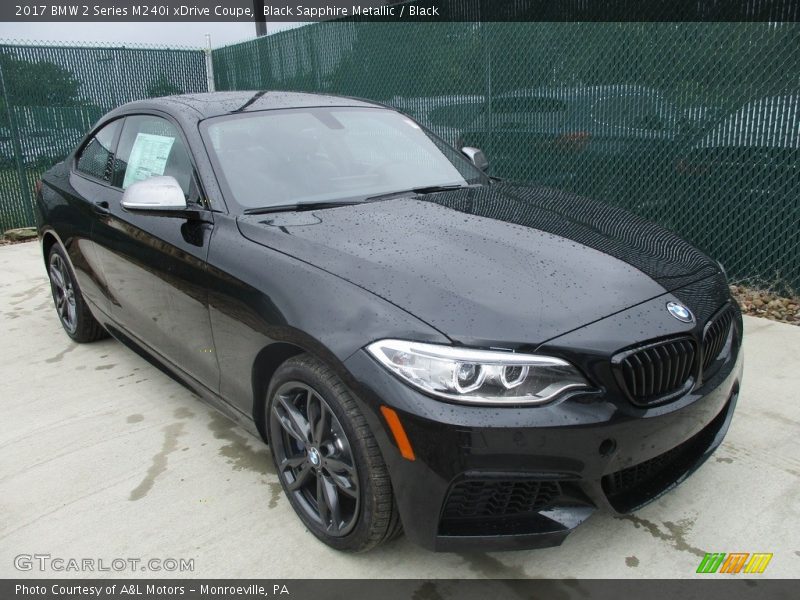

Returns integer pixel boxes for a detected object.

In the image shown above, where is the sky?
[0,21,303,49]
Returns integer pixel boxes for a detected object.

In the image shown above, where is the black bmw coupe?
[36,91,742,552]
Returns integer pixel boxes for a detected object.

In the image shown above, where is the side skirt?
[102,322,263,441]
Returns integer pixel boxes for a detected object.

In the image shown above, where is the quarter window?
[75,120,121,181]
[113,115,194,197]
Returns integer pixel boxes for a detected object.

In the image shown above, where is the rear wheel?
[266,354,401,552]
[47,245,107,343]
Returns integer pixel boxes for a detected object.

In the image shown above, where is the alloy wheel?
[270,382,360,536]
[49,252,77,334]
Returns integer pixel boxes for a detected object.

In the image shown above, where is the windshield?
[201,106,487,211]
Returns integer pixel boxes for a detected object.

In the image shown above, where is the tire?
[47,245,107,343]
[266,354,402,552]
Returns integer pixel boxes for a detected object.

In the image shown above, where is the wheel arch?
[250,335,365,443]
[251,342,305,441]
[41,229,61,267]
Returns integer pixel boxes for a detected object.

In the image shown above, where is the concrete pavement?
[1,240,798,578]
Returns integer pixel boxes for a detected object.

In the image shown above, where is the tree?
[0,54,80,106]
[146,74,183,98]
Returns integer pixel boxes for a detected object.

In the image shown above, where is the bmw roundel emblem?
[667,301,694,323]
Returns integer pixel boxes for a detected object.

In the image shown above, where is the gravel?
[1,229,37,246]
[730,284,799,326]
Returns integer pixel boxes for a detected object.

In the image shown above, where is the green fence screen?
[0,42,208,231]
[1,19,798,292]
[214,20,800,291]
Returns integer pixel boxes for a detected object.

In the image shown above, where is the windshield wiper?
[242,200,362,215]
[413,184,472,194]
[365,184,472,202]
[244,184,475,214]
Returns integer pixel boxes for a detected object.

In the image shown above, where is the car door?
[91,113,219,392]
[64,118,123,318]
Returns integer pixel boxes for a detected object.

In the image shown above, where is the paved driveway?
[1,240,798,578]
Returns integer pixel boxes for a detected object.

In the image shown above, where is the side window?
[113,115,195,199]
[76,120,121,181]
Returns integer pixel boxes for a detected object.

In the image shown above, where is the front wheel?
[266,354,401,552]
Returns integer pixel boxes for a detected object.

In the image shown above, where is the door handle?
[93,200,110,215]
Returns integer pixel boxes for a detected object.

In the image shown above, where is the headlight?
[366,339,590,405]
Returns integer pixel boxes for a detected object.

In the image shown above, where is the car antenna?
[232,90,269,113]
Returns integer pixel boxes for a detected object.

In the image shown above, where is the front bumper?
[342,303,743,552]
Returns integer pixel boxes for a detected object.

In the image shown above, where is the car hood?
[237,183,720,347]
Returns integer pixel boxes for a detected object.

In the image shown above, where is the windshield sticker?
[123,132,176,189]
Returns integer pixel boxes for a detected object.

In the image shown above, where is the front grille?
[702,305,734,372]
[442,479,561,520]
[616,337,696,406]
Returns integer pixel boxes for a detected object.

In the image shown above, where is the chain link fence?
[0,19,797,292]
[214,20,800,292]
[0,41,208,231]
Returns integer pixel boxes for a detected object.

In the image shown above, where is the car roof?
[106,91,385,121]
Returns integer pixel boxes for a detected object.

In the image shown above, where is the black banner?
[2,580,798,600]
[1,0,800,22]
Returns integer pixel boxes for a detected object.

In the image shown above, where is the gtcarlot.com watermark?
[14,554,194,573]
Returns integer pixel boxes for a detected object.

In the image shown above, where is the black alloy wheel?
[266,354,401,551]
[271,381,360,536]
[46,245,107,343]
[48,250,78,335]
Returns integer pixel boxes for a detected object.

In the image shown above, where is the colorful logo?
[696,552,773,574]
